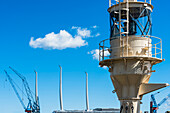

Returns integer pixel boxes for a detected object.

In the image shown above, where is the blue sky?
[0,0,170,113]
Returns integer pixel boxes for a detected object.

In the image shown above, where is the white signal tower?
[99,0,169,113]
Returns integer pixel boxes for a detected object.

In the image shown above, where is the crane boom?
[151,90,170,113]
[9,66,34,102]
[158,93,170,107]
[4,70,26,110]
[151,94,158,107]
[6,67,40,113]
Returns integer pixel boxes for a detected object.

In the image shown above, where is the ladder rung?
[121,32,128,34]
[122,20,128,22]
[114,11,119,14]
[121,8,129,11]
[115,20,129,23]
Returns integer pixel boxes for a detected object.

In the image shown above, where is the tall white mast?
[59,65,63,111]
[85,72,89,111]
[34,70,38,105]
[34,70,40,113]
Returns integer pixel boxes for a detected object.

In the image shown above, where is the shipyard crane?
[9,66,40,113]
[5,67,40,113]
[4,70,33,113]
[150,91,170,113]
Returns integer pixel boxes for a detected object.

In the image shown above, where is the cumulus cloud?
[72,26,100,38]
[29,30,88,50]
[88,49,100,60]
[88,49,110,69]
[77,28,91,38]
[29,26,100,50]
[72,26,91,38]
[88,49,110,61]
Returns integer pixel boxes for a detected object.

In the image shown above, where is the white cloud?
[103,66,108,69]
[92,25,98,29]
[29,30,88,50]
[88,49,109,69]
[95,33,100,37]
[88,49,100,60]
[77,28,91,38]
[88,49,110,61]
[98,65,108,69]
[71,26,79,29]
[72,26,91,38]
[30,26,100,50]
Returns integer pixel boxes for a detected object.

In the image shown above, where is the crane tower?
[99,0,169,113]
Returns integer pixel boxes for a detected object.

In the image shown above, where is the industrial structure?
[4,67,40,113]
[3,0,170,113]
[53,108,120,113]
[99,0,169,113]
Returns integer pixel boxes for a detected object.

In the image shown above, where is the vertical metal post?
[59,65,63,111]
[150,0,151,4]
[119,0,122,57]
[99,47,100,61]
[126,0,129,57]
[155,44,156,58]
[161,40,162,59]
[109,0,111,7]
[150,101,153,113]
[119,0,121,36]
[85,72,89,111]
[122,37,124,57]
[102,41,105,60]
[148,36,150,57]
[34,70,38,108]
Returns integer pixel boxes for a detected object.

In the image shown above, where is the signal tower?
[99,0,169,113]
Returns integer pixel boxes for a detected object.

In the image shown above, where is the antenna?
[85,72,89,111]
[59,65,63,111]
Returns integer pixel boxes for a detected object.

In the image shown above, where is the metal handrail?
[110,0,152,6]
[99,35,162,61]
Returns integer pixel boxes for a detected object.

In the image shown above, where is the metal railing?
[109,0,152,7]
[99,35,162,62]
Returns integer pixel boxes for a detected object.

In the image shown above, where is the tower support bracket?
[138,83,169,96]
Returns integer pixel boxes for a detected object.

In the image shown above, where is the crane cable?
[153,87,170,96]
[4,77,7,88]
[8,76,27,98]
[22,81,24,101]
